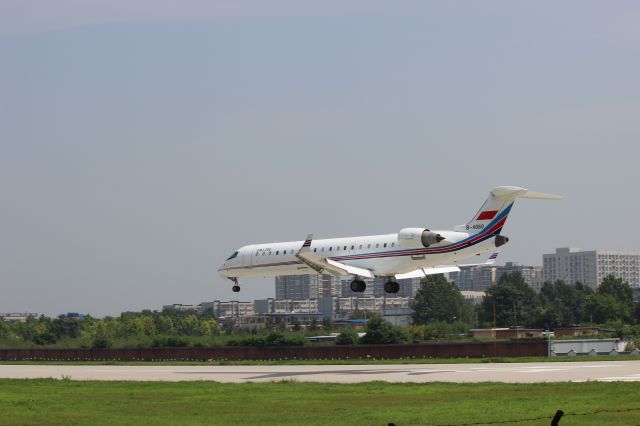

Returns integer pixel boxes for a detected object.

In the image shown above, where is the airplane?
[218,186,561,293]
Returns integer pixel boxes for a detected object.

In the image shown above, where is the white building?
[0,312,39,322]
[275,274,341,299]
[199,301,255,318]
[449,263,544,292]
[162,304,200,312]
[461,291,485,305]
[543,247,640,289]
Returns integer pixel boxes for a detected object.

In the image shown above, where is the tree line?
[411,272,640,333]
[2,273,639,348]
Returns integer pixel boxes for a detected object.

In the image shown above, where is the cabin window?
[262,252,265,255]
[391,242,395,247]
[321,247,325,252]
[336,246,340,251]
[384,243,387,248]
[329,247,332,251]
[344,246,347,250]
[269,251,272,255]
[367,244,371,248]
[359,244,363,249]
[313,248,317,252]
[276,251,279,255]
[376,243,379,248]
[351,245,354,250]
[284,250,287,254]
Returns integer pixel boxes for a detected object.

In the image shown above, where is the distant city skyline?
[2,1,639,316]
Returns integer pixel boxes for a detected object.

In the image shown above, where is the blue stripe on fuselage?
[329,202,513,262]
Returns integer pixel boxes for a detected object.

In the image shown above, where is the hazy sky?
[1,1,639,317]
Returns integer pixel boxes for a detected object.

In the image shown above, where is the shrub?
[359,316,407,345]
[335,328,358,345]
[91,336,112,349]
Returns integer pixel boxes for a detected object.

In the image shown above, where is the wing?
[295,234,375,278]
[394,251,500,280]
[395,266,461,280]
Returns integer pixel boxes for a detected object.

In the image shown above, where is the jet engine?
[398,228,446,248]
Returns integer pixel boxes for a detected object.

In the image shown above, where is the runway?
[2,361,640,383]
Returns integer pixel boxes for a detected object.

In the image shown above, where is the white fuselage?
[217,186,562,285]
[218,230,501,279]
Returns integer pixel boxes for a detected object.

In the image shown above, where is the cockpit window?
[226,251,239,261]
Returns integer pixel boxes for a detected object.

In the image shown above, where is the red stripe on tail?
[477,210,498,220]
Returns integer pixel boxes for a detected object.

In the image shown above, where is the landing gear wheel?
[232,285,240,292]
[350,279,367,293]
[384,281,400,294]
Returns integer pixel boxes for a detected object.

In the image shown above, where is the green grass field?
[1,379,639,425]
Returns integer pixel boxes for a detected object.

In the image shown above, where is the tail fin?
[455,186,562,234]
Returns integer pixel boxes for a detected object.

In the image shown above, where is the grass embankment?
[0,379,639,425]
[2,354,640,366]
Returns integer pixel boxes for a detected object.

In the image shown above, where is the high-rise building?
[275,274,341,299]
[543,247,640,289]
[496,262,545,292]
[449,262,544,292]
[448,267,496,291]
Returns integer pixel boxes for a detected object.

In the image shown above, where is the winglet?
[485,251,500,265]
[298,234,313,254]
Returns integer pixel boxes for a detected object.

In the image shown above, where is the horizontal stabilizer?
[517,190,563,200]
[457,250,500,267]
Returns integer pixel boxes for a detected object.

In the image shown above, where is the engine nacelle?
[398,228,471,248]
[398,228,446,248]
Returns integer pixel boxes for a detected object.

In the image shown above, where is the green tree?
[140,316,157,336]
[201,319,218,336]
[348,310,367,320]
[157,316,175,334]
[586,293,623,323]
[308,318,318,332]
[51,316,82,340]
[0,321,8,340]
[321,317,332,329]
[411,274,469,324]
[359,315,406,344]
[479,272,539,327]
[335,328,358,345]
[583,275,634,324]
[90,320,112,348]
[291,318,301,331]
[179,315,203,336]
[538,280,594,328]
[599,275,633,320]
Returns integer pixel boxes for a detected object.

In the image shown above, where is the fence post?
[551,409,564,426]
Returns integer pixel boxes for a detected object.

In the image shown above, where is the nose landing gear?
[229,277,240,293]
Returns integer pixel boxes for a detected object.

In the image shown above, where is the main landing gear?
[229,277,240,293]
[384,280,400,294]
[350,278,367,293]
